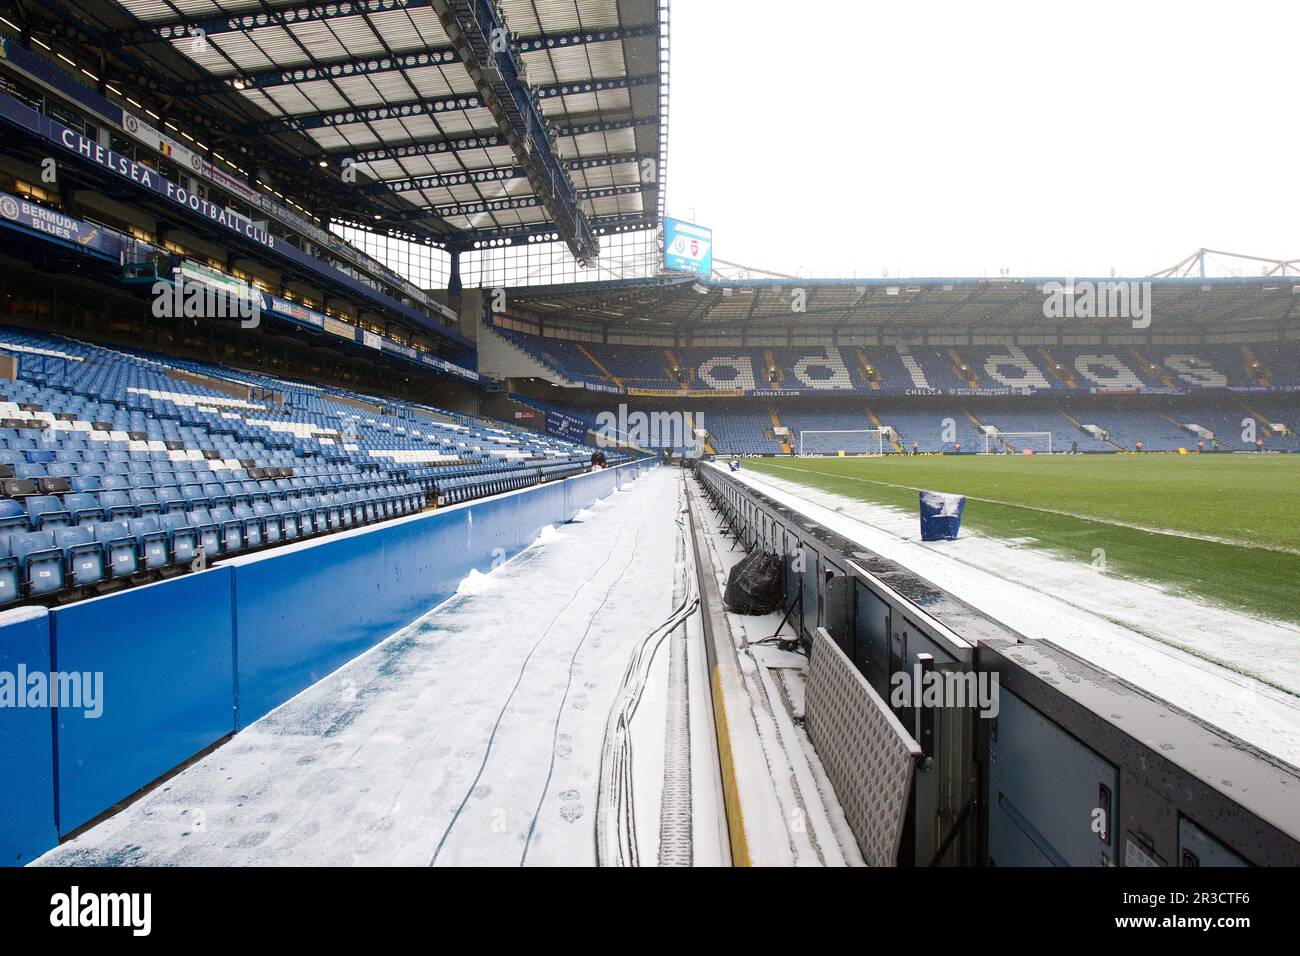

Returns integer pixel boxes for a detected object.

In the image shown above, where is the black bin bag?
[722,549,785,615]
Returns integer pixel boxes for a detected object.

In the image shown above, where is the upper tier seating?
[487,327,1300,397]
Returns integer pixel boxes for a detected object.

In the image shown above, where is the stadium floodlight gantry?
[798,429,888,456]
[981,431,1054,454]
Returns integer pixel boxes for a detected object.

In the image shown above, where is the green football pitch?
[743,454,1300,624]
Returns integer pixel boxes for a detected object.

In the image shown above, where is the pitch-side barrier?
[694,461,1300,867]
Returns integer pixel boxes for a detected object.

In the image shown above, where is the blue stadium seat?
[271,499,301,539]
[0,538,20,606]
[64,492,104,526]
[252,499,282,545]
[99,490,135,520]
[0,498,28,534]
[11,531,65,597]
[186,508,222,558]
[57,525,105,587]
[157,512,199,566]
[26,495,72,530]
[128,516,169,571]
[208,504,244,552]
[92,520,139,578]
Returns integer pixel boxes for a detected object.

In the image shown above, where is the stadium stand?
[488,326,1300,399]
[0,325,608,607]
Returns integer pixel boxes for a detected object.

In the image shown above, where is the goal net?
[798,429,888,456]
[980,431,1053,454]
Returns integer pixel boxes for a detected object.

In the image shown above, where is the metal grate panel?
[805,627,920,866]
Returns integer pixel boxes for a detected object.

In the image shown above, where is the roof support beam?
[328,213,656,247]
[534,74,659,102]
[181,26,659,96]
[242,90,484,135]
[184,48,462,96]
[333,115,654,166]
[243,74,656,135]
[554,115,658,139]
[450,213,657,246]
[358,152,652,197]
[434,0,596,263]
[382,183,645,221]
[180,26,660,97]
[106,0,439,46]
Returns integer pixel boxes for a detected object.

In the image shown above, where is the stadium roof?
[24,0,668,262]
[504,276,1300,333]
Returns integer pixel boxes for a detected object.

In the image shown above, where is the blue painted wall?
[0,607,56,865]
[51,568,237,835]
[229,476,572,727]
[3,459,652,863]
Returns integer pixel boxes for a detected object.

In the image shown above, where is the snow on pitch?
[36,469,685,867]
[728,465,1300,768]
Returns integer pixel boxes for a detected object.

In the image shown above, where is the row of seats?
[491,326,1300,394]
[0,485,426,604]
[433,460,589,505]
[521,396,1300,455]
[0,323,618,607]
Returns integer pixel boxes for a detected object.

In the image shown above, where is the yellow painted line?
[576,342,623,387]
[711,664,751,867]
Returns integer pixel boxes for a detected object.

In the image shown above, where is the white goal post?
[980,431,1053,454]
[797,428,888,456]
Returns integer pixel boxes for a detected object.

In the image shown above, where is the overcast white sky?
[664,0,1300,279]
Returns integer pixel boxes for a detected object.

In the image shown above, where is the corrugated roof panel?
[592,89,632,114]
[304,127,353,150]
[261,85,332,116]
[358,159,413,181]
[117,0,259,20]
[209,29,299,70]
[235,88,282,116]
[499,0,542,35]
[178,35,262,75]
[402,66,457,99]
[104,0,665,241]
[549,92,599,115]
[531,0,585,33]
[367,8,451,46]
[271,80,348,112]
[287,19,373,60]
[417,187,455,206]
[565,129,637,156]
[320,124,382,149]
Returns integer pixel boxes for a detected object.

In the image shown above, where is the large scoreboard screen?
[663,218,713,275]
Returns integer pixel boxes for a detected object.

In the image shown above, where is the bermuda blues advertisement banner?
[0,190,143,261]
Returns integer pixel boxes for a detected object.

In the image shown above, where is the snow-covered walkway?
[36,468,707,866]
